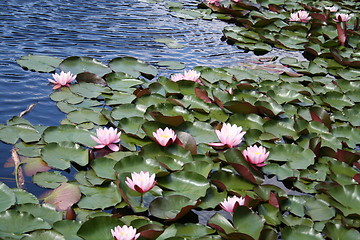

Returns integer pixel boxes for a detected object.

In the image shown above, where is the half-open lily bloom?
[48,71,76,89]
[91,127,121,152]
[220,196,245,213]
[289,10,311,23]
[153,127,177,146]
[334,13,351,22]
[242,145,269,167]
[324,6,338,12]
[170,70,202,84]
[111,225,140,240]
[209,123,246,148]
[206,0,221,6]
[125,171,156,194]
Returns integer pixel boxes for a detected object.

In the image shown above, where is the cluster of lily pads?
[0,1,359,240]
[167,0,359,66]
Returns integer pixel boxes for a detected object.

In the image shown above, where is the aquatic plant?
[242,145,269,167]
[152,127,177,146]
[289,10,311,23]
[111,225,140,240]
[219,195,245,213]
[1,0,359,238]
[209,122,246,148]
[125,171,156,194]
[48,71,76,89]
[91,127,121,152]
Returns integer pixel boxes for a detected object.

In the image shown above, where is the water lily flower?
[170,70,202,84]
[48,71,76,89]
[289,10,311,23]
[242,145,269,167]
[324,6,338,12]
[209,123,246,148]
[111,225,140,240]
[153,127,177,146]
[91,127,121,152]
[334,13,351,22]
[220,196,245,213]
[206,0,221,6]
[125,171,156,194]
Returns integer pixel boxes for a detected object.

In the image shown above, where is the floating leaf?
[53,220,83,240]
[149,195,197,220]
[155,38,185,49]
[157,171,209,200]
[21,230,66,240]
[281,225,324,240]
[33,171,68,189]
[15,203,62,225]
[157,61,186,69]
[59,56,111,76]
[233,206,265,240]
[43,183,81,211]
[327,185,360,216]
[67,109,108,125]
[77,182,122,210]
[0,210,51,234]
[109,56,158,78]
[17,54,62,72]
[42,142,89,170]
[77,216,124,240]
[0,182,16,212]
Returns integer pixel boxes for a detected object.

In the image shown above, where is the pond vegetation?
[0,0,359,239]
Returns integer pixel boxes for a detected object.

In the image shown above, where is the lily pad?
[109,56,158,78]
[17,54,62,73]
[59,56,111,76]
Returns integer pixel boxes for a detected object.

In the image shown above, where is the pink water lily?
[171,70,202,84]
[242,145,269,167]
[111,225,140,240]
[48,71,76,89]
[220,196,245,213]
[289,10,311,23]
[91,127,121,152]
[153,127,177,146]
[125,171,156,194]
[334,13,351,22]
[206,0,221,6]
[324,6,338,12]
[209,123,246,148]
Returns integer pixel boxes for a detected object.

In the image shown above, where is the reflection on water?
[0,0,251,187]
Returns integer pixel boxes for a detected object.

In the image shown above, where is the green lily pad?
[41,142,89,170]
[32,171,68,189]
[77,182,122,210]
[157,61,186,69]
[17,54,62,73]
[0,210,51,234]
[149,195,197,220]
[157,171,209,200]
[109,56,158,78]
[0,182,16,212]
[77,216,124,240]
[327,185,360,216]
[53,220,83,240]
[21,230,66,240]
[233,206,265,240]
[59,56,111,76]
[14,203,62,225]
[281,225,324,240]
[155,38,185,49]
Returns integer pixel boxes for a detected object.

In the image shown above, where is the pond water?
[0,0,291,191]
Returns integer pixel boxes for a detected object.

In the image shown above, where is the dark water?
[0,0,256,188]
